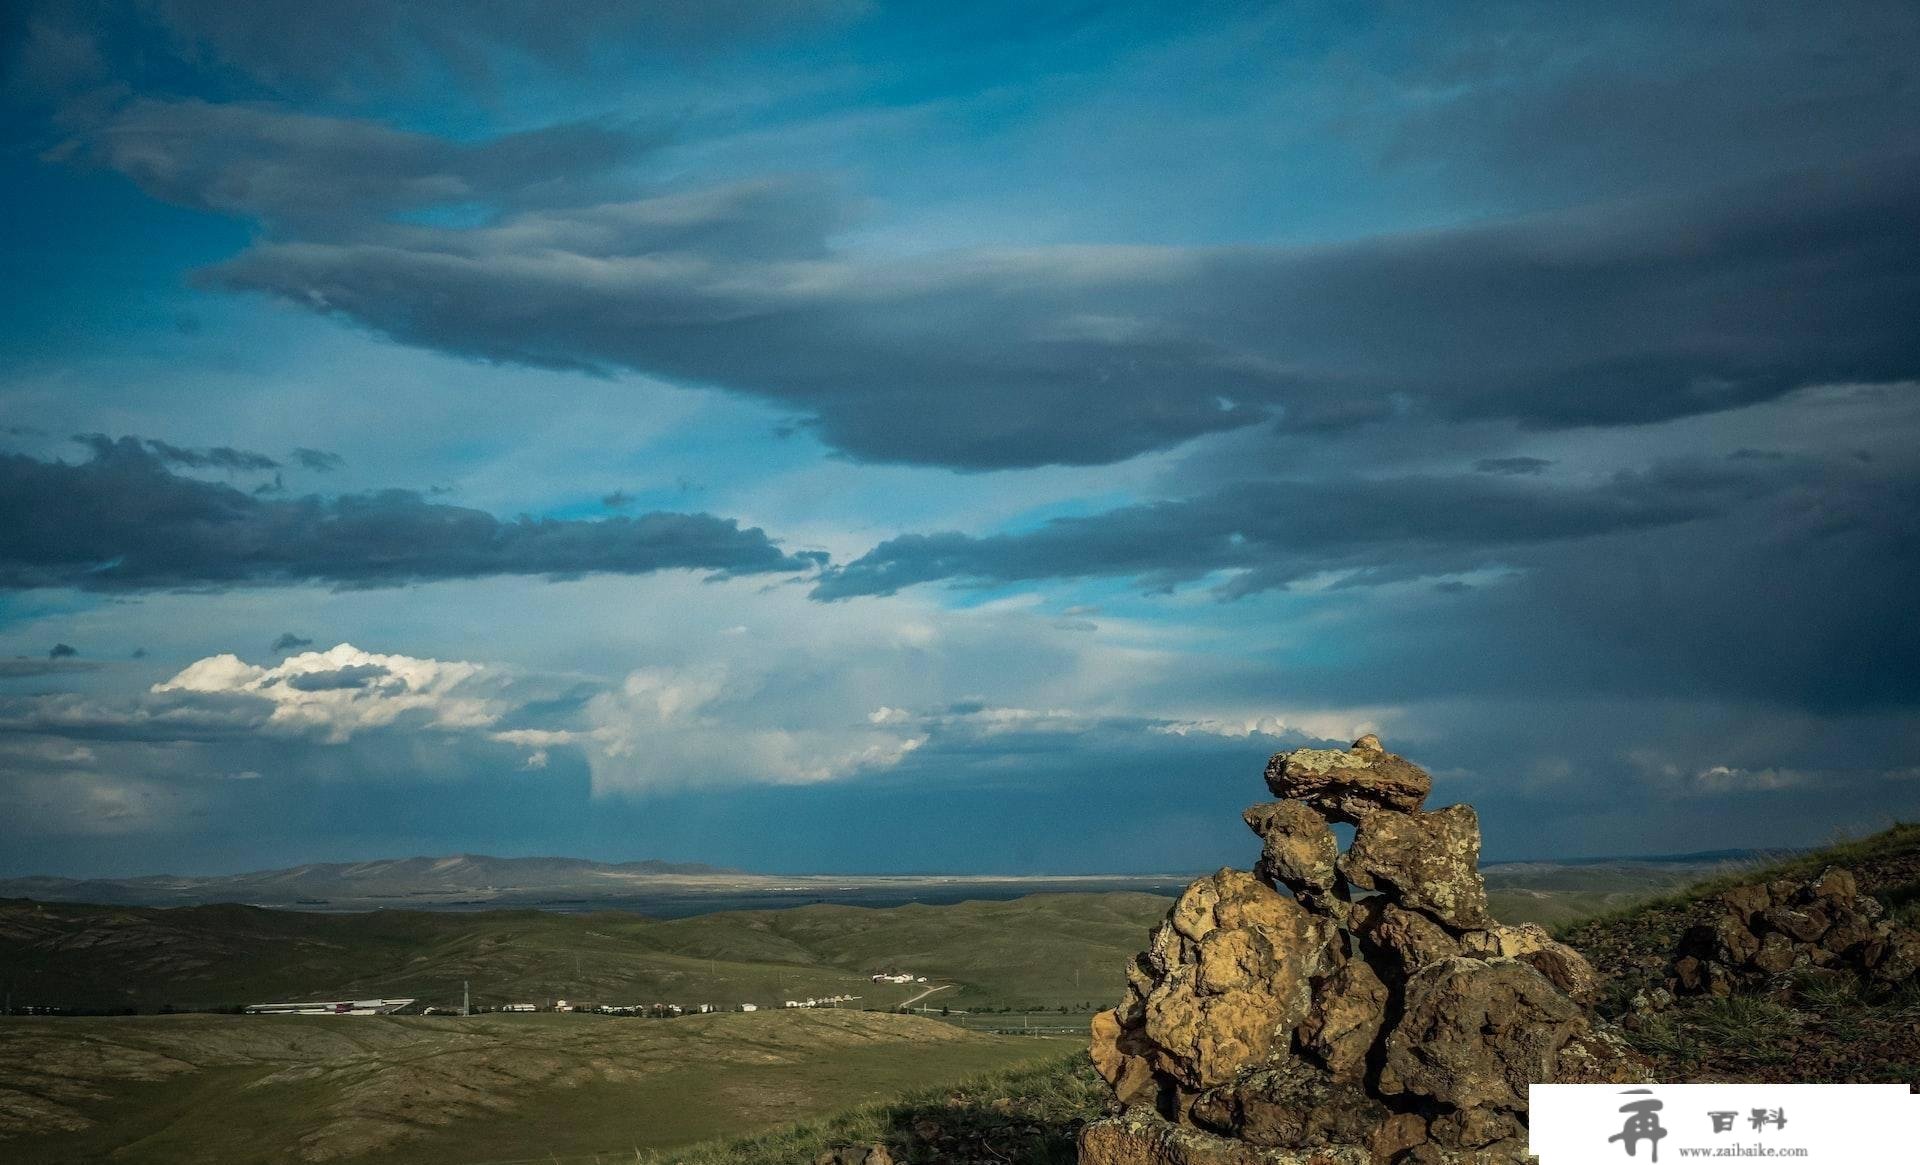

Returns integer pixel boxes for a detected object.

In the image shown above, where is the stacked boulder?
[1670,867,1920,997]
[1083,736,1642,1165]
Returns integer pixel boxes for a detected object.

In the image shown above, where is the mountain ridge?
[0,853,739,906]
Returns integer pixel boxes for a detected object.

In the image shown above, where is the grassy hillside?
[0,1009,1075,1165]
[1562,822,1920,1084]
[0,892,1173,1013]
[1482,858,1743,930]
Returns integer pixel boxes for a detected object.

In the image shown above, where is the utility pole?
[463,980,470,1017]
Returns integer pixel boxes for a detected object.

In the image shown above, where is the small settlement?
[242,971,925,1018]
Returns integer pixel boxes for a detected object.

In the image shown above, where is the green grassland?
[0,1008,1076,1165]
[0,892,1173,1014]
[0,857,1731,1018]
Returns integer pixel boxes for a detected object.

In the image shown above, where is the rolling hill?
[0,1008,1073,1165]
[0,854,736,908]
[0,851,1736,1015]
[0,892,1175,1013]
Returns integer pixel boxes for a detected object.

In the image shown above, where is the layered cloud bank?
[0,437,823,590]
[94,98,1920,470]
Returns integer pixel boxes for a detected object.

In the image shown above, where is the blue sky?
[3,1,1918,876]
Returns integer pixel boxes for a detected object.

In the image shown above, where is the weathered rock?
[1358,902,1461,976]
[1190,1062,1388,1149]
[1822,910,1876,955]
[1149,919,1188,975]
[1339,806,1491,930]
[1868,928,1920,983]
[1120,954,1157,1026]
[1143,871,1339,1089]
[1243,801,1340,900]
[1806,866,1858,904]
[1719,883,1770,926]
[1709,915,1762,965]
[1463,923,1603,1006]
[1262,738,1431,824]
[1427,1105,1523,1149]
[1296,958,1388,1082]
[1093,1008,1161,1107]
[1173,879,1225,944]
[1551,1023,1654,1085]
[1397,1137,1533,1165]
[1363,1113,1428,1161]
[1752,931,1796,974]
[1381,956,1586,1112]
[1078,1115,1372,1165]
[1763,903,1830,945]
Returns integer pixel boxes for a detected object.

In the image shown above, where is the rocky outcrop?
[1083,737,1645,1165]
[1669,866,1920,996]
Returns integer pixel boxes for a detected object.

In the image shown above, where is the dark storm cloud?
[0,659,99,677]
[189,153,1920,469]
[813,459,1791,599]
[281,663,390,692]
[1381,1,1920,208]
[1474,457,1552,476]
[75,433,279,472]
[0,688,272,743]
[143,0,862,89]
[290,447,344,472]
[75,99,654,234]
[269,633,313,653]
[0,437,824,591]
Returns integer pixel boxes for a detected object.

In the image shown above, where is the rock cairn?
[1669,867,1920,997]
[1082,736,1643,1165]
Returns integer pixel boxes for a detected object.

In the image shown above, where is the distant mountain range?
[0,846,1772,913]
[0,854,739,907]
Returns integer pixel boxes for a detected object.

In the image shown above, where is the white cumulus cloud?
[153,643,495,743]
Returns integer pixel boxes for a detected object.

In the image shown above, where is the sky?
[2,1,1918,877]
